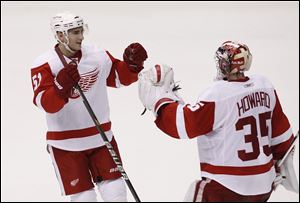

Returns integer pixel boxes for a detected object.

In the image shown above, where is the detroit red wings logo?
[70,68,99,99]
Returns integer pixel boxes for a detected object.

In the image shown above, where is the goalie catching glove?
[138,64,183,116]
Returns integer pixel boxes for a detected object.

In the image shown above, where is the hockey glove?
[123,42,148,73]
[138,64,183,116]
[54,61,81,99]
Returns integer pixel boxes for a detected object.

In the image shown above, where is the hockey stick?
[277,131,299,167]
[55,46,141,202]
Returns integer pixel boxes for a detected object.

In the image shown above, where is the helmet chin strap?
[56,33,76,55]
[63,42,76,54]
[63,36,76,54]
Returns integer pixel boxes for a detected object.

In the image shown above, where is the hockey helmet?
[214,41,252,80]
[50,11,87,42]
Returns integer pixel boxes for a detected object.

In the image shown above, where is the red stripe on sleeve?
[271,91,291,138]
[271,134,294,160]
[155,102,180,138]
[106,51,138,87]
[184,102,215,138]
[154,98,175,112]
[155,101,215,139]
[41,87,67,113]
[31,63,66,113]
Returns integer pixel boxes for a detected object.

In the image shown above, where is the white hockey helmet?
[214,41,252,80]
[50,11,87,44]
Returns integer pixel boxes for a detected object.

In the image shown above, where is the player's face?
[67,27,84,51]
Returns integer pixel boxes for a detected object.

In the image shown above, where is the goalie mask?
[50,11,88,53]
[214,41,252,80]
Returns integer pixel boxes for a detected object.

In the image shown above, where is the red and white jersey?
[31,44,139,151]
[155,75,294,195]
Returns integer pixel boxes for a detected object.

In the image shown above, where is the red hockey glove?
[54,61,81,99]
[123,42,148,73]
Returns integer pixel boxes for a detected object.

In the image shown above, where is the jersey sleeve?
[31,63,67,113]
[270,90,294,160]
[105,51,139,88]
[155,101,215,139]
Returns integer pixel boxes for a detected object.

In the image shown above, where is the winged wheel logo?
[70,68,99,99]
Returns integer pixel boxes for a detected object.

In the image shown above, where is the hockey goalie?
[138,41,299,202]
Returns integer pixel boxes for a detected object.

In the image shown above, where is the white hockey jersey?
[31,44,139,151]
[155,75,294,195]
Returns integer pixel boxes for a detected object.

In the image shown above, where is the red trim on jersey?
[47,122,112,140]
[184,102,215,138]
[227,76,250,82]
[31,63,67,113]
[271,134,294,160]
[271,91,291,138]
[155,101,215,139]
[31,63,52,105]
[200,159,274,175]
[155,102,180,138]
[106,51,138,87]
[154,98,175,112]
[41,87,67,113]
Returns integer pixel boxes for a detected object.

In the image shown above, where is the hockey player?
[30,12,147,202]
[138,41,298,201]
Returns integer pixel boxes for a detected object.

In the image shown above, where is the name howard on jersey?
[237,91,270,116]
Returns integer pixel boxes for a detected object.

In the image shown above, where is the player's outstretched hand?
[123,43,148,73]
